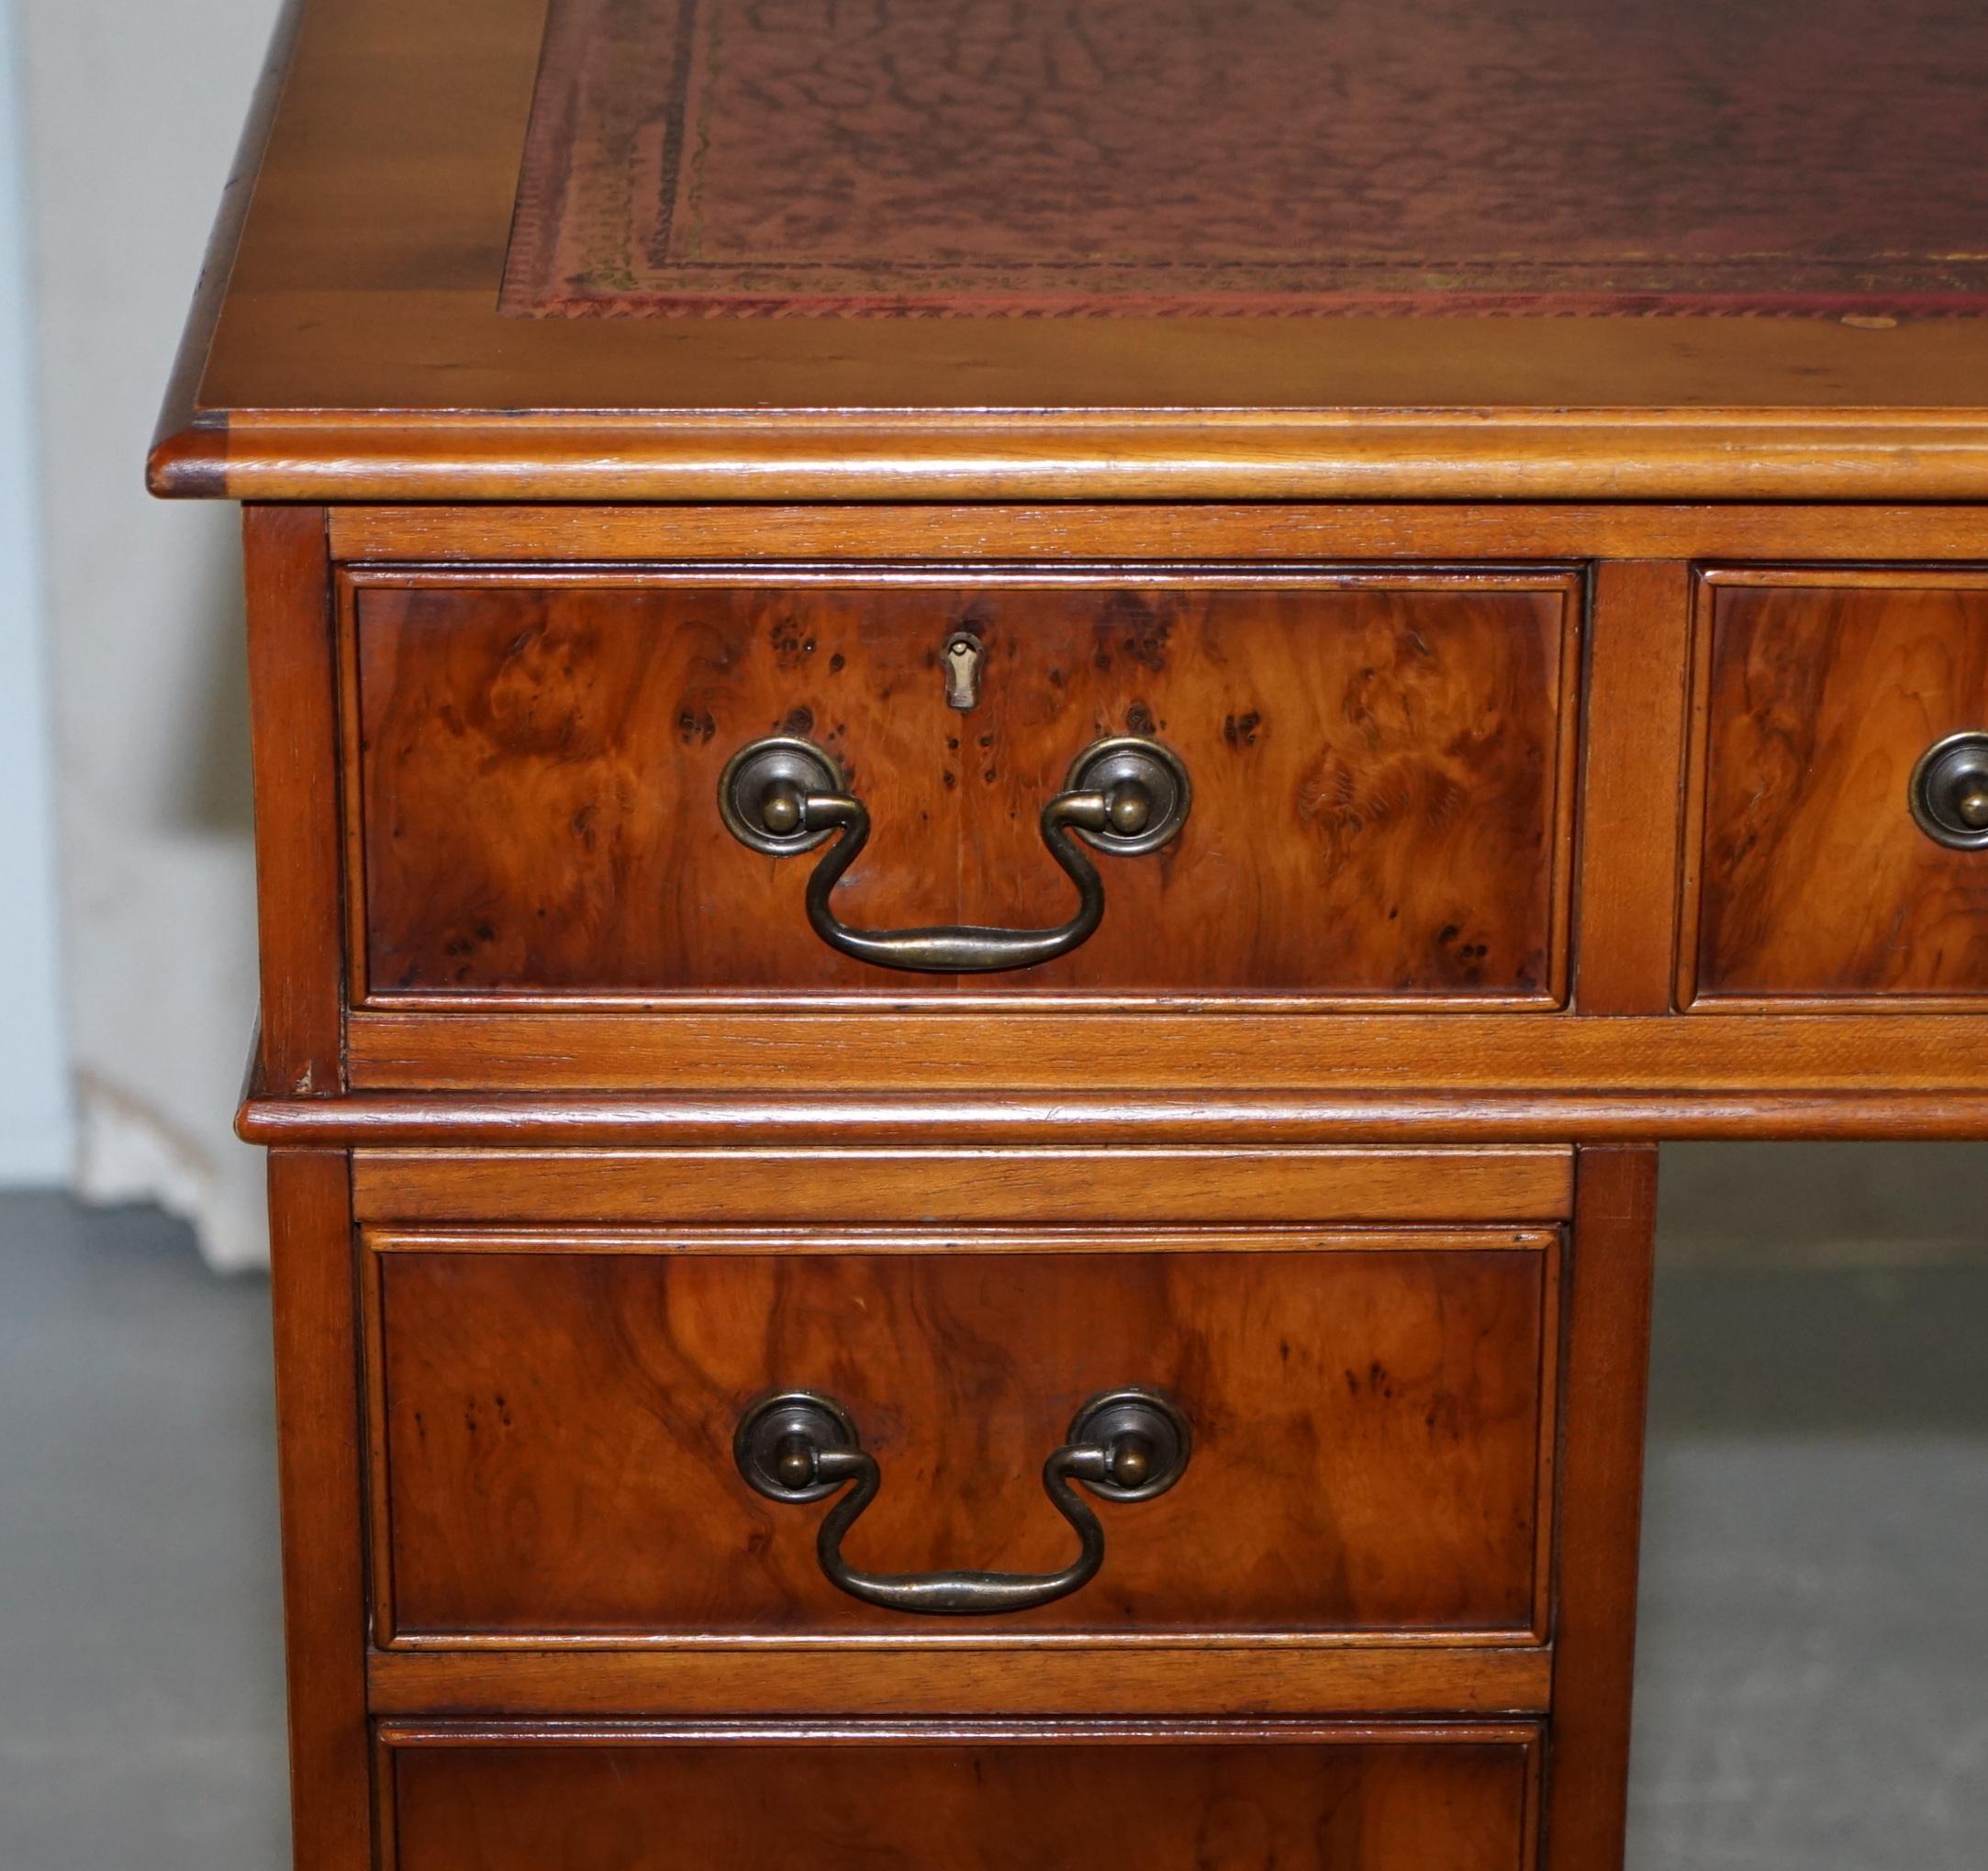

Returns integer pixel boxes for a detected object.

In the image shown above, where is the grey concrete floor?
[0,1191,289,1870]
[1,1158,1984,1871]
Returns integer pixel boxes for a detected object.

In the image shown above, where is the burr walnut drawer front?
[362,1224,1559,1644]
[1689,571,1988,1003]
[345,569,1581,999]
[377,1722,1543,1871]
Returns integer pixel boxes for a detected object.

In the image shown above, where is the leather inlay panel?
[507,0,1988,318]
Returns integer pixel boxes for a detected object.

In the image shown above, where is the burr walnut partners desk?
[155,1,1988,1866]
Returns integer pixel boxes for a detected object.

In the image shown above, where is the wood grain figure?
[1692,574,1988,1000]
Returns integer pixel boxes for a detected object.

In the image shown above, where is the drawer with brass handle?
[1687,570,1988,1003]
[360,1220,1561,1647]
[344,568,1581,1001]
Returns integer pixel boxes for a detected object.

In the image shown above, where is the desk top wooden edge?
[152,0,1988,504]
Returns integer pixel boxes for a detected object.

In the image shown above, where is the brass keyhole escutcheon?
[943,630,984,711]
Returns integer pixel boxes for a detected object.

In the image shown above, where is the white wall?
[0,0,67,1184]
[16,0,278,1264]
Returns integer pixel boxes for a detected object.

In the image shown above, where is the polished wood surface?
[156,412,1988,507]
[380,1722,1538,1871]
[327,501,1988,568]
[1543,1148,1659,1871]
[266,1152,371,1871]
[351,574,1577,998]
[366,1644,1554,1719]
[1690,573,1988,1001]
[243,507,341,1094]
[347,1146,1575,1226]
[150,0,1988,502]
[341,1006,1988,1101]
[365,1229,1556,1641]
[243,1082,1988,1146]
[1574,563,1695,1015]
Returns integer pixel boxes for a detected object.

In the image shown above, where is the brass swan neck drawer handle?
[733,1387,1192,1616]
[1910,730,1988,850]
[718,735,1191,974]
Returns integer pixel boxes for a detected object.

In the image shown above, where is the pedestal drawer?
[379,1721,1541,1871]
[363,1224,1558,1644]
[345,569,1580,1000]
[1690,571,1988,1002]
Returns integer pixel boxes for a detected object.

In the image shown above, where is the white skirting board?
[73,1074,267,1275]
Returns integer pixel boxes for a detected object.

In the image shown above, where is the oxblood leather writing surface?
[506,0,1988,318]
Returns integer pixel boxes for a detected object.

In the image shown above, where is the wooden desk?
[156,2,1988,1865]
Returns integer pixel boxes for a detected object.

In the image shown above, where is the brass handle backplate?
[718,734,1191,974]
[733,1387,1192,1616]
[1909,730,1988,850]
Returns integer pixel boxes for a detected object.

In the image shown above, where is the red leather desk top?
[505,0,1988,319]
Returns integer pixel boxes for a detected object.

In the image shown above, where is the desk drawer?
[380,1721,1541,1871]
[363,1223,1558,1644]
[346,570,1579,999]
[1691,572,1988,1002]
